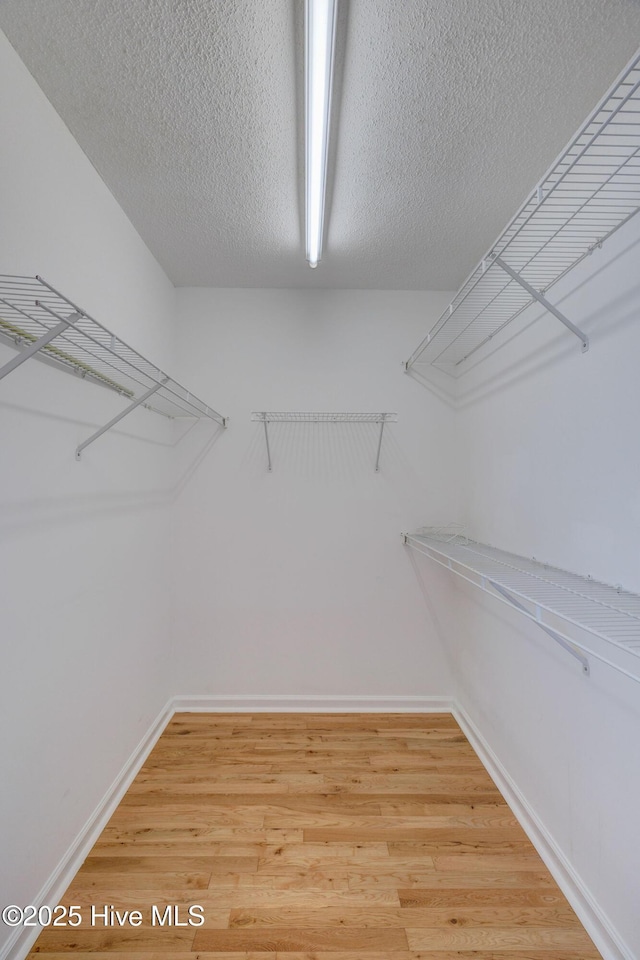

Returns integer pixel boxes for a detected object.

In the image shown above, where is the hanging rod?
[405,51,640,376]
[0,275,227,456]
[403,529,640,684]
[251,412,397,472]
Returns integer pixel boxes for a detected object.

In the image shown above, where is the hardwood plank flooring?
[27,713,602,957]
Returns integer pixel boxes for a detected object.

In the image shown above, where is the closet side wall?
[0,29,176,947]
[451,213,640,956]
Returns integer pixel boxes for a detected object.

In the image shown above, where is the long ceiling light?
[305,0,338,268]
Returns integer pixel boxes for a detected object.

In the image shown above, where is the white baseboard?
[454,705,635,960]
[1,700,174,960]
[171,694,455,713]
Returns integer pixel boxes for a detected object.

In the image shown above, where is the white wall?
[445,212,640,958]
[0,29,177,955]
[171,287,458,699]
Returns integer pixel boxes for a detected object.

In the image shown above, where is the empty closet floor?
[29,712,601,957]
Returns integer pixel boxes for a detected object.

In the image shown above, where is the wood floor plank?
[191,926,409,951]
[405,926,600,951]
[227,904,580,927]
[59,889,403,909]
[61,871,212,892]
[377,798,505,811]
[98,826,303,843]
[303,822,519,841]
[389,826,529,846]
[432,853,549,873]
[232,874,351,891]
[255,841,391,862]
[78,856,250,874]
[26,714,602,958]
[348,870,560,890]
[398,888,565,907]
[124,792,385,813]
[26,927,197,952]
[255,856,437,877]
[89,840,280,858]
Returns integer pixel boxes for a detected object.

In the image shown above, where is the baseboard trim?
[1,700,174,960]
[171,694,455,713]
[454,705,635,960]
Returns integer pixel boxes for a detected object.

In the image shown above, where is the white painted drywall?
[443,212,640,957]
[170,287,458,699]
[0,29,177,954]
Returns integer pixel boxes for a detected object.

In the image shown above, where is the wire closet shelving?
[0,275,227,458]
[406,52,640,376]
[404,528,640,684]
[251,411,397,472]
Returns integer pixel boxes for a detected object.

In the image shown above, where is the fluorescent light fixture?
[305,0,338,268]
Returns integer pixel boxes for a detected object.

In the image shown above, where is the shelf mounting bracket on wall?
[0,302,82,381]
[76,377,169,460]
[263,417,273,472]
[251,412,397,472]
[374,418,386,473]
[488,578,589,675]
[492,255,589,353]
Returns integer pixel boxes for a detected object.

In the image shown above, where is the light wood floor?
[29,712,602,957]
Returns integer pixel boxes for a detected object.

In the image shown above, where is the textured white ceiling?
[1,1,640,289]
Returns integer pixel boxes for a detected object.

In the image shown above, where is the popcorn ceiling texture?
[1,0,640,289]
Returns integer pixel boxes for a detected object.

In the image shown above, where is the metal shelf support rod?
[0,308,81,382]
[492,256,589,352]
[489,579,590,675]
[76,377,168,460]
[375,419,385,472]
[263,419,272,472]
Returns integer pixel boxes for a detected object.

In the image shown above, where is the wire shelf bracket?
[405,51,640,376]
[75,377,168,460]
[493,255,589,353]
[0,275,228,457]
[251,412,398,472]
[403,530,640,684]
[0,308,82,381]
[489,578,589,675]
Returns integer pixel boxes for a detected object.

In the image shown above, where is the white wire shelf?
[251,412,397,423]
[251,412,397,471]
[0,275,227,457]
[404,528,640,684]
[406,51,640,377]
